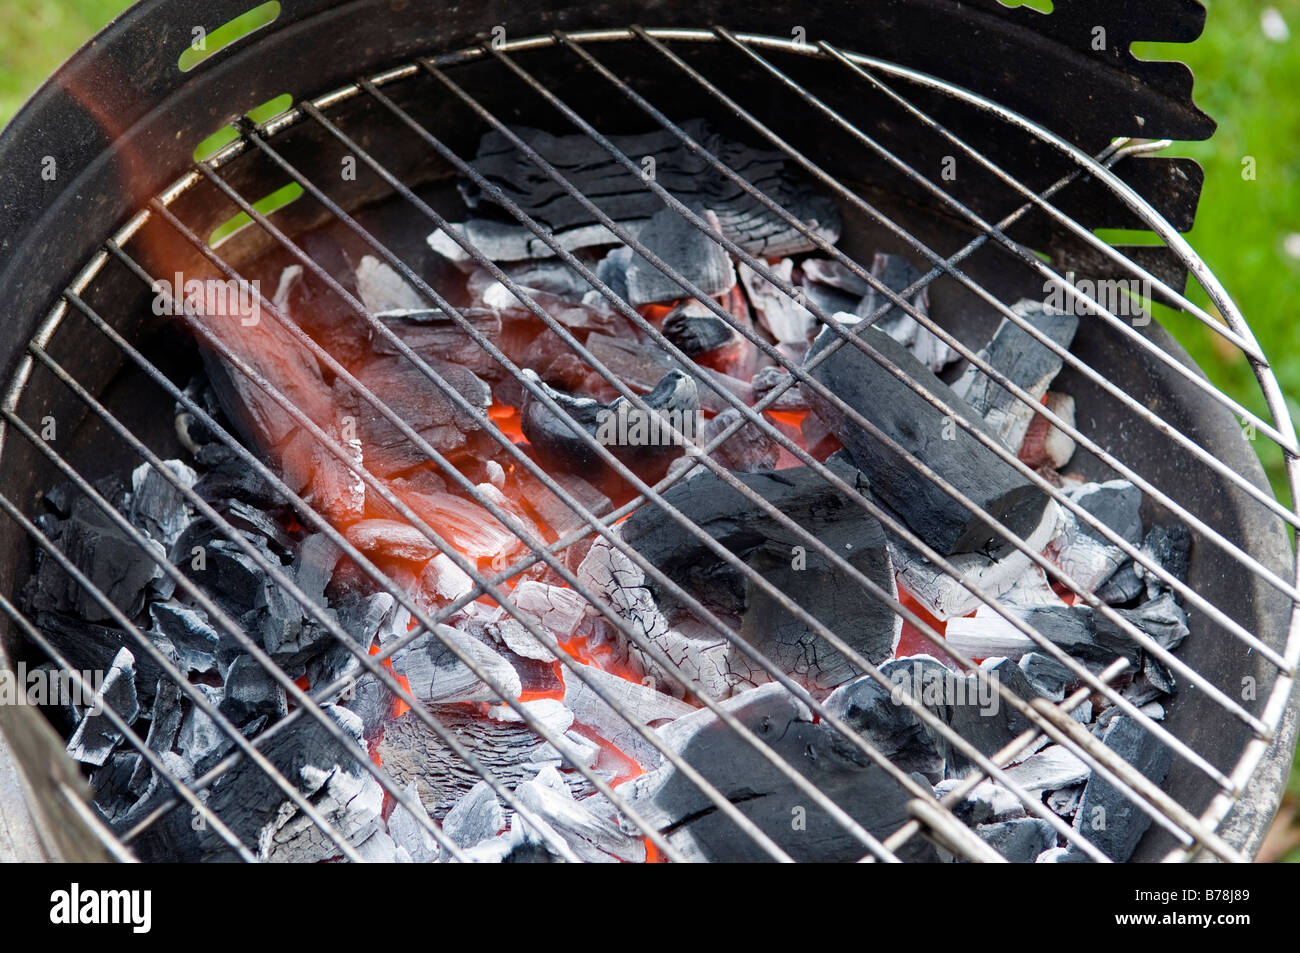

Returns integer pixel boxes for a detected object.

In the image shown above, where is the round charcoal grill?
[0,0,1296,863]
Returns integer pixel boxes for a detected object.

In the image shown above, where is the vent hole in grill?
[209,180,303,246]
[177,1,282,73]
[193,94,294,162]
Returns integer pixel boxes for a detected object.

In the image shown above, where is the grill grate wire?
[0,28,1294,864]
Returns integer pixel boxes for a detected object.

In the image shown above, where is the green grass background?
[1,0,1298,859]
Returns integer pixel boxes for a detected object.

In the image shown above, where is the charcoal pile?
[17,116,1195,863]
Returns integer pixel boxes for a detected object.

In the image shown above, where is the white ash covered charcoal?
[375,703,596,822]
[520,367,700,483]
[750,365,809,414]
[739,258,816,362]
[890,501,1065,620]
[563,665,696,772]
[440,779,505,852]
[854,254,959,373]
[1046,480,1144,595]
[389,622,522,706]
[65,647,138,768]
[512,766,646,863]
[464,258,617,334]
[614,683,940,862]
[127,459,198,550]
[452,119,839,260]
[944,591,1187,667]
[616,459,900,695]
[1002,744,1091,793]
[950,298,1079,453]
[576,536,739,701]
[806,324,1051,558]
[798,257,871,315]
[355,254,426,313]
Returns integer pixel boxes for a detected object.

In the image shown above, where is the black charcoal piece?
[219,498,294,552]
[1018,652,1077,702]
[192,455,284,510]
[697,408,781,473]
[30,497,165,623]
[950,300,1079,451]
[460,119,840,258]
[175,684,231,776]
[623,207,735,306]
[805,325,1048,557]
[885,656,1039,779]
[152,704,368,863]
[620,459,898,691]
[974,818,1057,863]
[822,674,944,782]
[1096,561,1144,605]
[1068,714,1172,862]
[625,685,937,862]
[66,647,138,767]
[219,655,288,727]
[33,611,175,704]
[1136,523,1192,598]
[128,460,196,547]
[1072,481,1143,545]
[520,368,699,482]
[293,533,341,610]
[662,299,736,356]
[148,601,219,674]
[127,679,184,797]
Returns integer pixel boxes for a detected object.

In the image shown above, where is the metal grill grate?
[2,27,1296,863]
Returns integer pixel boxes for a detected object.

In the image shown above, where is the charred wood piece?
[617,460,900,693]
[615,683,938,862]
[807,324,1051,557]
[457,119,840,260]
[950,299,1079,452]
[520,368,699,482]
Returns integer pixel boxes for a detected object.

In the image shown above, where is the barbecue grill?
[0,0,1296,863]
